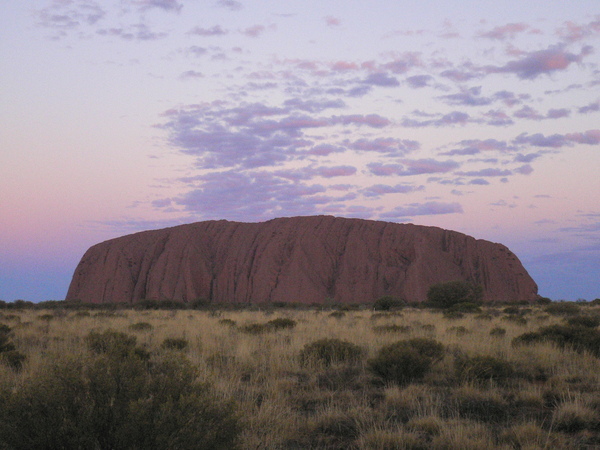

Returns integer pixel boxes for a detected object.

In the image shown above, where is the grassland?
[1,302,600,449]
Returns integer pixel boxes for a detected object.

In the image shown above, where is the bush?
[372,324,411,334]
[161,338,189,351]
[455,355,514,384]
[566,315,600,328]
[0,350,26,371]
[0,353,241,449]
[239,323,271,334]
[544,302,581,316]
[368,338,444,385]
[218,318,237,327]
[85,329,138,357]
[129,322,153,332]
[489,327,507,337]
[266,317,297,330]
[513,324,600,356]
[0,325,16,353]
[426,281,483,309]
[299,338,364,367]
[373,296,405,311]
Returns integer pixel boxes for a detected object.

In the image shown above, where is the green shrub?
[489,327,507,337]
[544,302,581,316]
[426,281,483,309]
[85,329,138,357]
[0,350,26,371]
[128,322,153,332]
[372,324,411,334]
[218,318,237,327]
[502,315,528,325]
[0,353,241,449]
[0,325,16,353]
[449,302,482,313]
[455,355,514,383]
[368,338,444,385]
[566,315,600,328]
[266,317,297,330]
[373,296,405,311]
[513,324,600,356]
[161,338,189,351]
[328,311,345,319]
[299,338,364,367]
[447,326,470,336]
[451,388,510,423]
[240,323,271,334]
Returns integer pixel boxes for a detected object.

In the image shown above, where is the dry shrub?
[356,428,423,449]
[299,338,364,368]
[489,326,506,337]
[372,324,411,334]
[128,322,153,332]
[368,338,444,386]
[449,386,509,423]
[501,423,548,448]
[553,400,599,433]
[266,317,297,330]
[455,354,514,384]
[161,337,189,351]
[513,324,600,356]
[545,302,581,316]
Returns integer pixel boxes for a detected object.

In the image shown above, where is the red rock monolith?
[66,216,538,304]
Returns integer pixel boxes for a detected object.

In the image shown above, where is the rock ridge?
[66,215,538,304]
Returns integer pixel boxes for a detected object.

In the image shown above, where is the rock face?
[66,216,538,305]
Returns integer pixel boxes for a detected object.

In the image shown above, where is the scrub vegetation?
[1,297,600,448]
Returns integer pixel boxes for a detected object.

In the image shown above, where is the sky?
[1,0,599,302]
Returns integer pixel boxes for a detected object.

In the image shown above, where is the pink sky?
[1,0,599,301]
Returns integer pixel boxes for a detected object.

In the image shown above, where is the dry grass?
[2,305,600,448]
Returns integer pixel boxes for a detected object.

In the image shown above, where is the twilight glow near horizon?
[1,0,599,302]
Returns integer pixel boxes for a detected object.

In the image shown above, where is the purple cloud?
[97,23,168,40]
[513,130,600,149]
[315,166,357,178]
[179,70,204,80]
[456,168,513,177]
[188,25,228,36]
[345,137,419,156]
[216,0,243,11]
[565,130,600,145]
[557,17,600,42]
[546,108,570,119]
[477,23,531,40]
[363,72,400,87]
[442,138,516,156]
[133,0,182,12]
[325,16,341,27]
[380,201,464,219]
[36,1,106,32]
[482,110,514,126]
[401,111,471,127]
[486,45,592,79]
[368,158,459,176]
[242,25,267,38]
[405,75,432,88]
[514,105,544,120]
[578,100,600,114]
[283,98,346,113]
[440,86,492,106]
[332,114,391,128]
[439,68,479,82]
[361,184,424,198]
